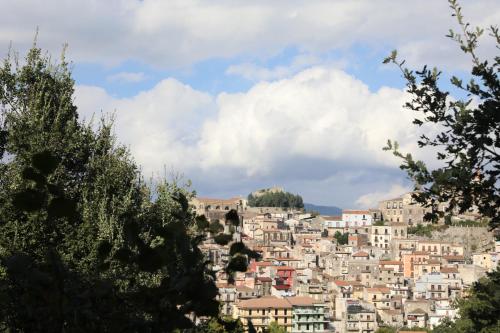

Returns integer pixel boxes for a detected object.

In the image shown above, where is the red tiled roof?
[353,251,369,257]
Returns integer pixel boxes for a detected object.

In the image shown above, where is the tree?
[247,190,304,209]
[383,0,500,229]
[433,267,500,333]
[266,322,287,333]
[0,44,222,331]
[334,231,349,245]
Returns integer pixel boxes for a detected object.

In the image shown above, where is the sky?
[1,0,498,209]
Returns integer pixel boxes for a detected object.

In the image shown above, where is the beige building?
[345,300,378,333]
[378,192,447,225]
[191,196,247,216]
[472,252,499,271]
[234,296,293,332]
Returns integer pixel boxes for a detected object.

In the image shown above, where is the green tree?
[383,0,500,229]
[266,322,287,333]
[334,231,349,245]
[0,44,221,332]
[247,191,304,209]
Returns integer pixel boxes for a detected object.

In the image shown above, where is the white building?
[342,210,373,227]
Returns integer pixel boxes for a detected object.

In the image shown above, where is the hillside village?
[191,189,498,333]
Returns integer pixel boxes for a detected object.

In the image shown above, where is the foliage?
[452,219,488,227]
[407,223,435,237]
[383,0,500,229]
[0,44,223,331]
[190,317,244,333]
[265,322,287,333]
[373,220,385,226]
[209,219,225,234]
[334,231,349,245]
[375,327,396,333]
[247,190,304,209]
[432,266,500,333]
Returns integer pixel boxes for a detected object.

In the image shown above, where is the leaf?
[97,240,112,259]
[225,209,240,227]
[12,189,45,212]
[31,150,60,175]
[113,248,133,263]
[213,233,232,246]
[137,247,163,272]
[47,196,77,219]
[21,167,46,184]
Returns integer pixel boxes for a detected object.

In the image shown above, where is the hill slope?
[304,203,342,216]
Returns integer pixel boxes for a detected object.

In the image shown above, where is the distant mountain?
[304,203,342,216]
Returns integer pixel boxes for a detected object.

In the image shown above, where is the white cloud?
[198,67,429,176]
[226,54,325,81]
[355,184,411,209]
[107,71,147,83]
[1,1,497,70]
[74,66,435,206]
[75,78,215,176]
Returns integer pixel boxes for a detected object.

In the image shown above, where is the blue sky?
[1,0,497,208]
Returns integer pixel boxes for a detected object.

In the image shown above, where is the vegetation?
[451,219,488,227]
[247,190,304,209]
[0,44,246,331]
[334,231,349,245]
[265,322,287,333]
[383,0,500,230]
[407,224,436,237]
[373,220,385,226]
[433,266,500,333]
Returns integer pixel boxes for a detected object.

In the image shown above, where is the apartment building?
[234,297,293,332]
[345,300,377,333]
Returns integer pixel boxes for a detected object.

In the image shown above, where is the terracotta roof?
[334,280,350,287]
[195,197,241,204]
[276,266,295,271]
[380,260,403,265]
[273,284,291,290]
[236,286,254,292]
[334,280,362,287]
[286,296,321,306]
[440,267,459,273]
[257,277,272,282]
[343,210,370,214]
[412,251,430,255]
[353,251,369,257]
[367,287,391,293]
[443,255,465,260]
[322,215,342,221]
[254,261,273,266]
[238,296,292,309]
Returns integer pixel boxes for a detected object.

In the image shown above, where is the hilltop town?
[191,189,498,333]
